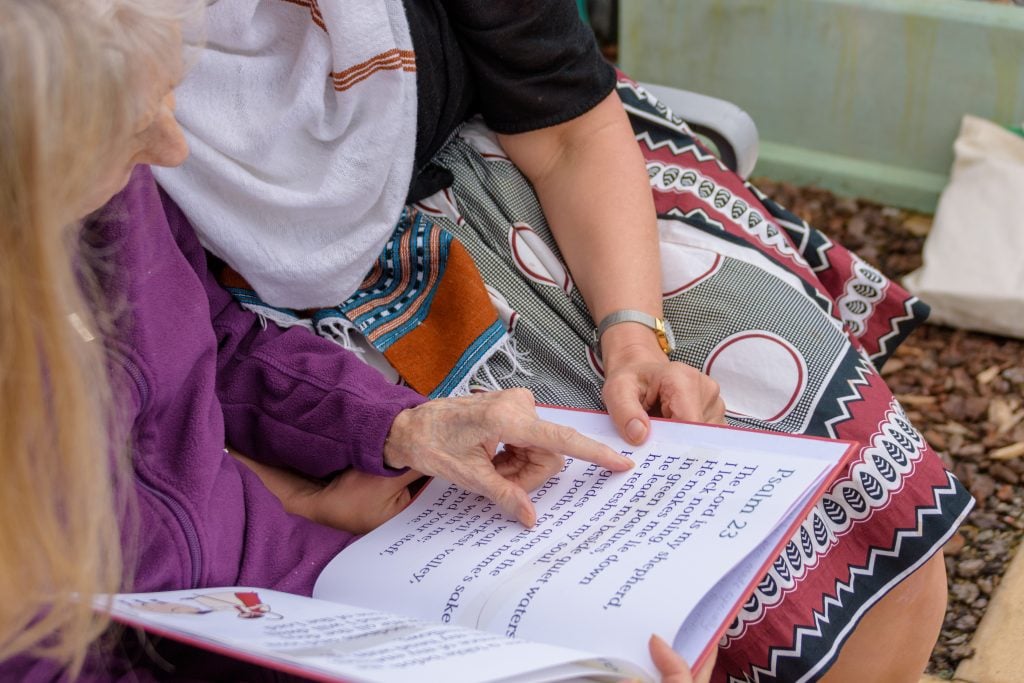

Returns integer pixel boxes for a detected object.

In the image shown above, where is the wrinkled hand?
[383,388,634,527]
[602,345,725,445]
[646,635,716,683]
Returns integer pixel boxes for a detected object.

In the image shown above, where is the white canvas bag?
[904,115,1024,339]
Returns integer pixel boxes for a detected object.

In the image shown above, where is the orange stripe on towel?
[331,49,416,92]
[384,238,500,397]
[276,0,326,32]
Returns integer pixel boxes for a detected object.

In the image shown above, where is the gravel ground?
[755,179,1024,678]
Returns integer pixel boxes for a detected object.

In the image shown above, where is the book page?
[315,408,852,677]
[105,588,646,683]
[670,505,797,664]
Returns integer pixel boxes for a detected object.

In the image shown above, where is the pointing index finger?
[511,418,634,472]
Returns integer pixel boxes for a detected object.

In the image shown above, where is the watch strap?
[594,309,676,356]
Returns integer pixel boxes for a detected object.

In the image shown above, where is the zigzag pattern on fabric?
[648,161,812,274]
[869,295,930,367]
[726,472,972,683]
[633,130,723,166]
[822,353,878,439]
[723,397,930,643]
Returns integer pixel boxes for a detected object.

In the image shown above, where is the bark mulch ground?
[755,179,1024,678]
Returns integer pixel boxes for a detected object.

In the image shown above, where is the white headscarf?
[155,0,417,308]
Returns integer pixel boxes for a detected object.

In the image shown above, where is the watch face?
[663,321,676,353]
[655,318,675,354]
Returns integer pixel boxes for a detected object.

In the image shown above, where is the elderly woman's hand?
[601,341,726,446]
[383,388,634,527]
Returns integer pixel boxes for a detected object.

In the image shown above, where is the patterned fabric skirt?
[406,77,974,682]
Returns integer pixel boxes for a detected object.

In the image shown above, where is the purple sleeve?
[158,189,427,478]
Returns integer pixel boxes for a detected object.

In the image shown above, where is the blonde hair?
[0,0,202,673]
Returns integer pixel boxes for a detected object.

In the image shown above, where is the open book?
[106,407,855,682]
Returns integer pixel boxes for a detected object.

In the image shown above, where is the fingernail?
[626,418,647,444]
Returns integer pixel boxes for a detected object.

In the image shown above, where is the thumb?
[603,374,651,445]
[648,635,692,683]
[470,466,538,527]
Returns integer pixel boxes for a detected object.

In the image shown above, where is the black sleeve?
[440,0,617,134]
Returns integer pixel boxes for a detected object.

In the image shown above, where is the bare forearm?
[229,450,321,518]
[230,448,423,534]
[499,92,726,438]
[498,91,666,368]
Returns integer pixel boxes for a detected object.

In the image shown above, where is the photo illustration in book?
[121,590,282,620]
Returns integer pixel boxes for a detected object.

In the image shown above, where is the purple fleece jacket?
[4,168,425,681]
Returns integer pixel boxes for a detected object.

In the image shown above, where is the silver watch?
[594,310,676,357]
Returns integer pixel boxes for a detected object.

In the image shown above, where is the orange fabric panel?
[385,239,498,395]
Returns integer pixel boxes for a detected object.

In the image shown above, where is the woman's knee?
[891,551,948,620]
[823,552,947,682]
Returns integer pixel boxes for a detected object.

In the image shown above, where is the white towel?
[154,0,418,308]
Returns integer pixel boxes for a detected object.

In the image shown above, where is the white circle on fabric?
[660,242,723,297]
[459,121,510,160]
[485,285,518,333]
[704,331,806,422]
[414,188,462,224]
[509,223,573,294]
